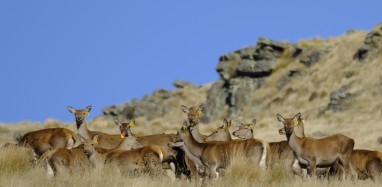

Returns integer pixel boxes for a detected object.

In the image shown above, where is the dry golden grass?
[0,145,381,187]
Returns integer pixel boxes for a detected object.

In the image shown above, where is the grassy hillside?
[1,24,382,186]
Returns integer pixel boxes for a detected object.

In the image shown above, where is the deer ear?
[78,134,85,143]
[93,135,99,142]
[226,119,232,127]
[293,113,301,121]
[198,104,205,113]
[67,106,76,114]
[251,119,256,125]
[182,121,188,127]
[114,118,121,126]
[276,114,285,122]
[235,120,242,127]
[130,120,135,128]
[181,105,189,114]
[86,105,92,112]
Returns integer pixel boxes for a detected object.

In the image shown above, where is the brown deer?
[41,120,143,177]
[67,106,122,149]
[204,119,232,142]
[277,112,354,179]
[232,118,304,177]
[170,120,233,180]
[350,149,382,181]
[18,127,77,157]
[81,135,166,176]
[113,119,183,178]
[181,105,206,142]
[173,125,269,179]
[181,105,237,179]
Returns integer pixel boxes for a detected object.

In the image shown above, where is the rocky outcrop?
[354,24,382,61]
[204,38,322,122]
[328,86,352,112]
[173,80,198,89]
[103,80,204,121]
[103,89,173,120]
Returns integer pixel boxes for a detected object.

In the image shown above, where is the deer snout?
[278,128,285,135]
[232,131,237,136]
[84,150,92,157]
[284,127,293,135]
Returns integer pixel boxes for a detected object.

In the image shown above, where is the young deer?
[113,119,178,176]
[277,113,354,179]
[81,135,166,176]
[17,127,77,157]
[41,120,143,177]
[67,106,122,149]
[232,118,303,177]
[350,149,382,181]
[174,125,269,179]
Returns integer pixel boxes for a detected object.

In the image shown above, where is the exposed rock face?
[103,24,382,123]
[103,89,173,120]
[204,38,301,122]
[328,86,352,112]
[173,80,198,89]
[354,24,382,61]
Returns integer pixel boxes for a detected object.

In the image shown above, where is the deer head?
[204,119,232,142]
[67,106,92,126]
[114,118,135,138]
[232,119,256,139]
[79,134,99,158]
[181,104,205,126]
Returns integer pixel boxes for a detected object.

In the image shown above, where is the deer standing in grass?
[67,106,122,149]
[82,135,166,176]
[169,120,233,179]
[17,120,77,157]
[41,120,143,177]
[173,124,269,179]
[277,112,354,179]
[179,105,236,179]
[233,118,305,177]
[349,149,382,181]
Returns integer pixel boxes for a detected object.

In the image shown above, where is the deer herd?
[5,105,382,182]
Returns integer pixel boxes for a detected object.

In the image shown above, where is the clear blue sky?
[0,1,380,123]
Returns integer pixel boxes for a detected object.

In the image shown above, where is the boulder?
[173,80,198,89]
[354,24,382,61]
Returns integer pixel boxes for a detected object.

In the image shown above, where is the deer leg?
[308,159,317,178]
[367,159,382,182]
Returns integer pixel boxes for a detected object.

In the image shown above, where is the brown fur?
[18,128,77,157]
[277,113,354,179]
[350,149,382,181]
[68,106,122,149]
[175,126,269,179]
[40,144,89,176]
[82,135,165,176]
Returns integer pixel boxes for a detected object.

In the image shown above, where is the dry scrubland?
[1,27,382,186]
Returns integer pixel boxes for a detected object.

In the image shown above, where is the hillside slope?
[1,24,382,151]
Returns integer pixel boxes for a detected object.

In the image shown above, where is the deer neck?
[220,131,232,141]
[89,150,107,168]
[287,130,304,154]
[178,143,204,171]
[77,120,92,139]
[206,131,232,142]
[191,124,207,143]
[294,124,305,137]
[115,136,143,151]
[182,129,205,159]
